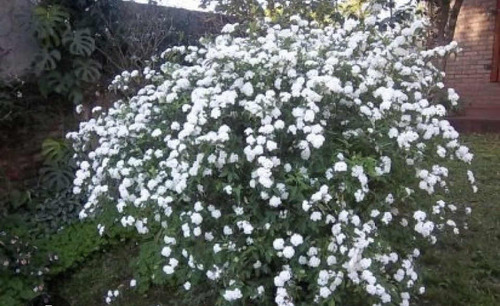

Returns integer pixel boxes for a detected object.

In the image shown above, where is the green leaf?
[62,28,95,56]
[43,71,75,95]
[73,58,101,83]
[42,138,69,163]
[32,5,69,47]
[39,164,73,192]
[8,189,31,209]
[34,48,61,71]
[68,89,84,105]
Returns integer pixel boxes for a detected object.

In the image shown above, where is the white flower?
[190,213,203,225]
[257,286,265,295]
[413,211,427,222]
[283,246,295,258]
[308,256,321,267]
[221,23,237,33]
[161,246,171,257]
[381,212,393,224]
[334,161,348,172]
[151,129,162,137]
[211,209,222,219]
[223,288,243,301]
[290,234,303,246]
[241,82,254,97]
[306,134,325,148]
[269,196,282,207]
[223,226,233,235]
[310,211,322,221]
[273,238,285,250]
[302,200,311,212]
[319,287,331,298]
[163,265,174,274]
[75,104,84,114]
[223,185,233,195]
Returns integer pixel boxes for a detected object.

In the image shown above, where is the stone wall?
[445,0,500,113]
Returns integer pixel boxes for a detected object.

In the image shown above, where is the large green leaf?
[39,164,74,192]
[34,48,61,71]
[62,28,95,56]
[42,138,70,164]
[73,58,101,83]
[32,5,69,47]
[43,71,75,95]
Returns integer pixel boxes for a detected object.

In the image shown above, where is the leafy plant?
[0,216,134,306]
[34,48,62,71]
[41,138,72,165]
[31,4,100,104]
[0,170,32,219]
[38,138,75,193]
[32,5,69,48]
[73,58,101,83]
[33,192,82,233]
[63,29,95,56]
[0,80,39,130]
[0,231,54,306]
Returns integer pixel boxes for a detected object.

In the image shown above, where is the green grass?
[50,242,178,306]
[50,135,500,305]
[419,134,500,305]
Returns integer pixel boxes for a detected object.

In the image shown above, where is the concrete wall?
[445,0,500,111]
[0,1,232,82]
[0,0,38,81]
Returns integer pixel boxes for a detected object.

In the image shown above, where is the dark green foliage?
[62,29,95,56]
[0,218,135,306]
[0,80,46,130]
[1,136,81,234]
[0,176,32,218]
[34,48,62,71]
[32,5,69,48]
[39,138,75,193]
[0,232,54,306]
[0,135,138,305]
[72,58,101,83]
[31,4,101,105]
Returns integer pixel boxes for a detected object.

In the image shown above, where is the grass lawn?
[49,135,500,306]
[419,134,500,305]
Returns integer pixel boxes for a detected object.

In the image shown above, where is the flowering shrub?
[68,14,476,305]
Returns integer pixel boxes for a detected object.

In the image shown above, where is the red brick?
[445,0,500,107]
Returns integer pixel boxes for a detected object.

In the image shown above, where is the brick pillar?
[445,0,500,111]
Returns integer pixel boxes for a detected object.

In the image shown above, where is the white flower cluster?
[69,12,474,305]
[105,289,119,304]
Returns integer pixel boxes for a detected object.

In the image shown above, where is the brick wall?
[445,0,500,112]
